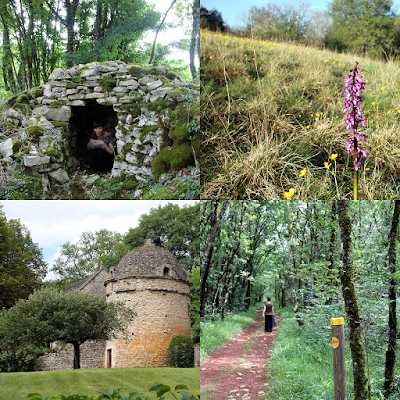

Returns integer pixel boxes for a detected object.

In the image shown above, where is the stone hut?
[0,61,200,186]
[37,239,192,370]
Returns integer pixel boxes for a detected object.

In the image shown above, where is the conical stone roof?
[112,239,189,281]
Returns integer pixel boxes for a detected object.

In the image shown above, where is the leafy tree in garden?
[327,0,395,58]
[51,229,123,284]
[0,206,47,309]
[0,288,133,369]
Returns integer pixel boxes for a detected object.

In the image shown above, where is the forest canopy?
[200,200,400,398]
[0,0,200,93]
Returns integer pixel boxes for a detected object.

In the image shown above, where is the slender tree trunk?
[190,0,200,80]
[149,0,177,64]
[384,200,400,396]
[288,219,304,326]
[327,201,337,305]
[72,341,80,369]
[337,200,371,400]
[200,201,228,318]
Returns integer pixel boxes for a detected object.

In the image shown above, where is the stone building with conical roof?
[37,239,192,370]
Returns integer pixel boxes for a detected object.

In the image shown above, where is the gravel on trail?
[201,307,279,400]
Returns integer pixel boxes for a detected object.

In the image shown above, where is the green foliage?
[51,229,124,283]
[27,383,199,400]
[13,140,23,152]
[0,288,133,362]
[165,335,194,368]
[25,125,44,140]
[0,208,46,309]
[0,345,44,372]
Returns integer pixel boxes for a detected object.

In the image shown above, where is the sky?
[147,0,191,63]
[200,0,400,29]
[0,200,198,281]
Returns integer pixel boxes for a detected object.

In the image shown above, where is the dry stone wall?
[0,61,199,185]
[36,341,106,371]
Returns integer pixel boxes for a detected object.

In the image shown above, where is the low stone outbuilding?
[37,239,192,370]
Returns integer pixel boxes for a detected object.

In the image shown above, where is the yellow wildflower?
[299,169,307,177]
[283,188,295,198]
[330,154,338,160]
[366,168,370,171]
[371,102,375,105]
[324,162,331,169]
[381,87,386,90]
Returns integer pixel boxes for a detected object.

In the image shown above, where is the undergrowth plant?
[201,29,400,199]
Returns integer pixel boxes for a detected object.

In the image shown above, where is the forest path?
[200,307,278,400]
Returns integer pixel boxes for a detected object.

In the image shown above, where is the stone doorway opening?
[68,100,118,160]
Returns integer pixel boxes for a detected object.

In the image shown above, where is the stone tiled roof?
[64,268,105,292]
[113,239,189,281]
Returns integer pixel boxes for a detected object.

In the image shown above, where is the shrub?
[165,335,194,368]
[0,345,43,372]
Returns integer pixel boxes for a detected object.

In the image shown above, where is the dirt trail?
[201,307,278,400]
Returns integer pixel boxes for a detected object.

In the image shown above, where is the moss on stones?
[25,125,44,140]
[171,125,190,142]
[66,82,79,89]
[128,65,143,76]
[167,88,183,100]
[100,76,117,92]
[13,140,23,152]
[12,103,31,116]
[151,142,193,176]
[45,148,62,158]
[16,94,29,104]
[166,71,180,80]
[143,66,164,76]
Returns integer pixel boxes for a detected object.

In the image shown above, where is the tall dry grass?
[201,29,400,199]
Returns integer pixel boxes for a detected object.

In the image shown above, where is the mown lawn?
[0,367,200,400]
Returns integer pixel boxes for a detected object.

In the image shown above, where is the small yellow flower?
[283,188,295,198]
[299,114,301,117]
[366,168,370,171]
[336,116,339,118]
[381,87,386,90]
[311,114,313,117]
[299,169,307,177]
[324,60,329,63]
[365,80,368,83]
[330,154,338,160]
[306,125,310,129]
[324,162,331,169]
[371,102,375,105]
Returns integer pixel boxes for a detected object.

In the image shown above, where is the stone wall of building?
[105,276,191,368]
[0,61,199,185]
[36,340,106,371]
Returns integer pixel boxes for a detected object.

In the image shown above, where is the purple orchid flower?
[343,62,367,171]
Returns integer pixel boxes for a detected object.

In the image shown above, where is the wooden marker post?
[331,317,346,400]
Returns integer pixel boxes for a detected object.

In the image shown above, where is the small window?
[163,267,170,277]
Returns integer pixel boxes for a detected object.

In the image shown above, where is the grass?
[0,367,200,400]
[200,304,260,362]
[201,29,400,199]
[267,307,400,400]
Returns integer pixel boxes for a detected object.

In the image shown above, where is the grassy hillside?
[0,367,200,400]
[201,29,400,199]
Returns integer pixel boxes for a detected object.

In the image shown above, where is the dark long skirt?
[88,148,114,172]
[265,315,273,332]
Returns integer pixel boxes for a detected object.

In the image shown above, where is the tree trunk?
[337,200,370,400]
[200,201,228,318]
[384,200,400,396]
[149,0,177,64]
[189,0,200,80]
[327,201,337,305]
[287,218,303,326]
[72,341,80,369]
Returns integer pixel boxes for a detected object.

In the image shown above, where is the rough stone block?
[48,68,72,80]
[0,138,13,157]
[45,105,72,122]
[86,93,106,99]
[49,168,69,184]
[146,80,163,90]
[23,155,51,167]
[120,79,139,88]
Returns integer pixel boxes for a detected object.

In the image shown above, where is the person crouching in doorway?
[263,297,275,332]
[87,120,116,173]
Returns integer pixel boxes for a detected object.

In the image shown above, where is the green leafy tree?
[327,0,395,58]
[124,203,200,270]
[200,7,228,32]
[0,207,47,309]
[0,288,133,369]
[51,229,123,284]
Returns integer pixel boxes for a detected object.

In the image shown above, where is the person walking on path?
[263,297,275,332]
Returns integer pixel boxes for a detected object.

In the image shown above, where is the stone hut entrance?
[69,100,118,159]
